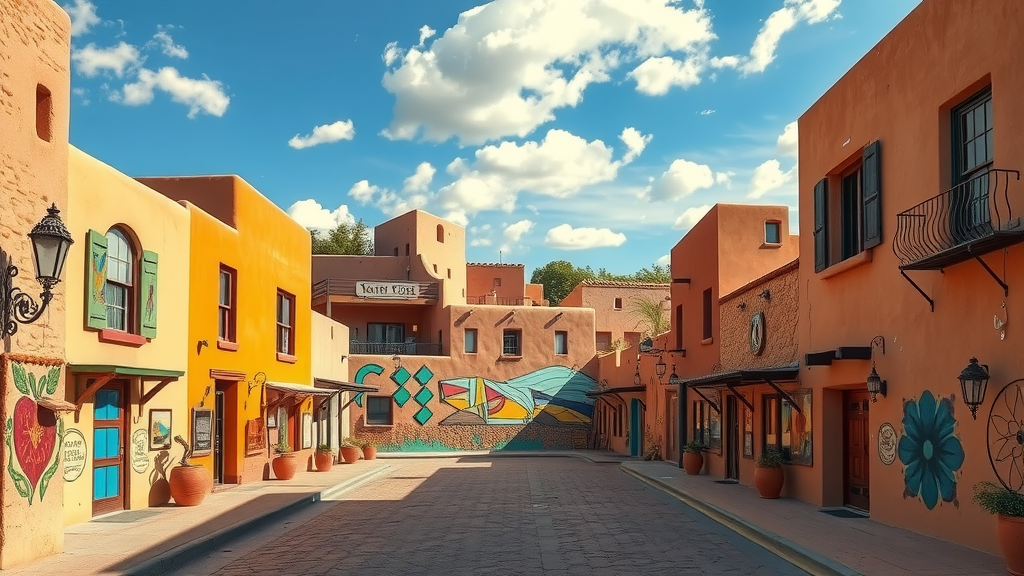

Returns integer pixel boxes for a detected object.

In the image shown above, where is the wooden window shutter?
[140,250,159,338]
[85,229,108,329]
[813,178,829,272]
[862,140,882,249]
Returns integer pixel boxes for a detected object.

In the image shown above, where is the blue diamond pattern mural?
[393,387,412,407]
[413,365,434,387]
[410,364,436,425]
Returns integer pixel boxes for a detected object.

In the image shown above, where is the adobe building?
[313,210,598,451]
[63,147,189,525]
[0,0,73,567]
[466,262,544,306]
[797,0,1024,554]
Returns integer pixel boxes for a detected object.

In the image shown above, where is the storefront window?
[763,391,812,465]
[692,400,722,452]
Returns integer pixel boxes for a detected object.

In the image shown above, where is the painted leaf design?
[39,418,63,502]
[28,373,37,399]
[11,363,29,396]
[5,419,32,503]
[45,366,60,395]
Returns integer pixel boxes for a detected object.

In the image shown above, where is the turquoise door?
[630,398,642,457]
[93,385,125,516]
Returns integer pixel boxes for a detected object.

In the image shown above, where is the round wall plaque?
[62,428,87,482]
[878,422,897,465]
[130,428,150,474]
[749,311,766,356]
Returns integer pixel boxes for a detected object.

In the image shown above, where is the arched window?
[436,224,444,243]
[104,228,134,332]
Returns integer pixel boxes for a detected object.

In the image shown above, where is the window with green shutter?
[140,250,158,338]
[85,229,108,329]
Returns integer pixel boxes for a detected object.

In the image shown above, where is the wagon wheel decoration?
[987,378,1024,494]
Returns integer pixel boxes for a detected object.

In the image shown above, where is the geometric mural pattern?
[412,365,435,425]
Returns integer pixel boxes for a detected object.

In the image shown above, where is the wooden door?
[93,382,127,516]
[844,391,871,510]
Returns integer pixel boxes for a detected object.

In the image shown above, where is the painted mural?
[438,366,596,426]
[898,391,965,510]
[6,361,64,504]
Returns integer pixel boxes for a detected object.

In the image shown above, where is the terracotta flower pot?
[340,446,361,463]
[168,465,211,506]
[682,452,704,475]
[272,453,299,480]
[314,451,334,472]
[997,514,1024,576]
[754,466,784,499]
[361,445,377,460]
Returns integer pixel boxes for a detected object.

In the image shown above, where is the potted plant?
[973,481,1024,575]
[359,439,377,460]
[682,441,704,475]
[339,438,362,464]
[168,435,212,506]
[272,440,298,480]
[754,445,785,499]
[314,444,335,472]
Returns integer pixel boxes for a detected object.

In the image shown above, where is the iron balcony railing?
[312,279,439,302]
[894,168,1022,270]
[466,295,525,306]
[349,340,442,356]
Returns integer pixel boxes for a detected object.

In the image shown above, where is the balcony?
[312,278,439,305]
[466,295,525,306]
[349,340,442,356]
[894,168,1023,270]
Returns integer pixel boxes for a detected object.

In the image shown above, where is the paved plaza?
[171,457,806,576]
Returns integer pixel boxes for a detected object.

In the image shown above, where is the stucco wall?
[346,305,597,450]
[797,0,1024,554]
[0,0,71,567]
[62,147,191,526]
[719,262,798,370]
[311,312,349,451]
[561,283,670,343]
[466,264,525,301]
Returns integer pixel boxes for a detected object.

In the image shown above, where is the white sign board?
[355,281,419,299]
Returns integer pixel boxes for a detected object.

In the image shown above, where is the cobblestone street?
[172,457,805,576]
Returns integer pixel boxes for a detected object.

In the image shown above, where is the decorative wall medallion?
[130,429,150,474]
[878,422,896,465]
[749,312,766,356]
[986,379,1024,493]
[898,391,964,510]
[62,428,87,482]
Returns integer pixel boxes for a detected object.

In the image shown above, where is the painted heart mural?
[5,361,64,504]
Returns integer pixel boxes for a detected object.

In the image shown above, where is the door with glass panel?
[93,382,126,516]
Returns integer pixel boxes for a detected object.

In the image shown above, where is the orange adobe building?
[796,0,1024,554]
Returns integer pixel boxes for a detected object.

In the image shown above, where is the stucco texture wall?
[719,263,798,370]
[561,283,669,343]
[466,264,525,301]
[797,0,1024,554]
[346,305,597,450]
[0,0,71,567]
[141,176,312,484]
[311,312,349,450]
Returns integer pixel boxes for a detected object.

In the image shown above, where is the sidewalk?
[621,459,1006,576]
[5,461,391,576]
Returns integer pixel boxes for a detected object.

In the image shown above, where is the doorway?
[213,380,237,484]
[93,381,127,516]
[629,398,643,457]
[726,395,739,480]
[214,389,225,484]
[844,390,871,510]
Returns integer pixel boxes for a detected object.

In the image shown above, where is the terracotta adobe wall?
[466,264,525,302]
[719,261,798,370]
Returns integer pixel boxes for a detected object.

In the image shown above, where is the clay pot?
[682,451,704,475]
[753,466,784,499]
[340,446,362,463]
[361,445,377,460]
[997,514,1024,576]
[272,453,299,480]
[168,465,211,506]
[314,451,335,472]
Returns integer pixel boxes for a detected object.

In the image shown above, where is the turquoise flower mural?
[898,391,965,510]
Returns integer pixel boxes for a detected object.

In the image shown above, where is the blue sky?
[63,0,920,276]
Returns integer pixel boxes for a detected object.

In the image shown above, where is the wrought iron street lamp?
[655,355,667,380]
[958,357,989,420]
[2,204,73,337]
[668,364,680,386]
[866,335,887,402]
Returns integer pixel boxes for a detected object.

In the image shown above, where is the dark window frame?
[702,288,713,340]
[951,86,994,234]
[762,392,812,466]
[218,265,237,342]
[366,396,394,426]
[464,328,478,353]
[554,330,568,355]
[367,322,405,343]
[276,289,295,355]
[613,297,623,310]
[764,220,781,244]
[502,329,521,356]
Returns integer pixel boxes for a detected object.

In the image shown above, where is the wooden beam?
[75,373,116,420]
[725,384,754,411]
[804,351,836,366]
[142,377,177,406]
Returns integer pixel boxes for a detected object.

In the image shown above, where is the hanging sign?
[355,281,419,299]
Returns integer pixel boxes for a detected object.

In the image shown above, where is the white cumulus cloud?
[286,199,355,231]
[647,158,726,201]
[748,159,796,199]
[500,219,535,252]
[381,0,715,144]
[629,55,705,96]
[544,224,626,250]
[656,254,671,266]
[673,204,713,230]
[777,120,798,157]
[403,162,436,193]
[150,28,189,59]
[348,180,379,205]
[620,127,652,164]
[120,67,229,118]
[72,42,141,77]
[288,120,356,149]
[717,0,841,75]
[63,0,101,36]
[418,25,436,46]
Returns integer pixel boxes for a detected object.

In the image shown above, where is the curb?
[620,465,861,576]
[125,464,393,576]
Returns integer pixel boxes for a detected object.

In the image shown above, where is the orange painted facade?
[796,0,1024,554]
[466,263,529,305]
[139,176,314,484]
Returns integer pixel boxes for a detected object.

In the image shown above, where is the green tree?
[634,263,670,284]
[529,260,596,305]
[311,219,373,255]
[629,295,670,338]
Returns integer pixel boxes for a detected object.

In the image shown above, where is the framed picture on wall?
[267,411,277,429]
[149,409,172,450]
[301,412,313,449]
[191,408,214,456]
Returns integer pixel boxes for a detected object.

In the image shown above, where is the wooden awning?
[38,396,76,413]
[313,377,379,393]
[67,364,185,416]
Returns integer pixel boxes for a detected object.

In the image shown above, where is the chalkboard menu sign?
[192,408,214,456]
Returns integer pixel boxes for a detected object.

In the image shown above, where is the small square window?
[502,329,521,356]
[554,331,568,355]
[465,328,478,353]
[493,278,502,287]
[765,221,781,244]
[613,297,623,310]
[366,396,393,425]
